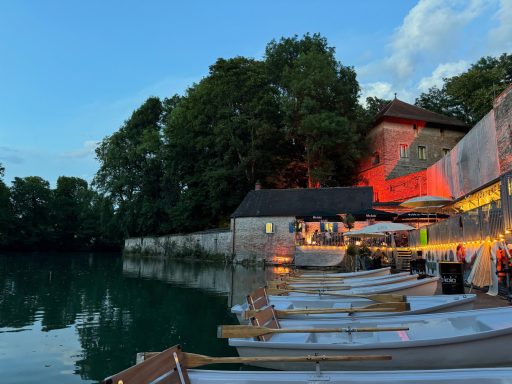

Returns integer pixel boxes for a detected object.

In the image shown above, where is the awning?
[394,212,450,222]
[349,208,398,221]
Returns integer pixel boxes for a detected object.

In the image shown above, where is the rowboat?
[279,277,440,297]
[297,267,391,278]
[231,294,476,321]
[226,306,512,370]
[280,273,418,289]
[102,344,512,384]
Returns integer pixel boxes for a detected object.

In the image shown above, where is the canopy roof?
[374,99,469,130]
[400,195,453,209]
[349,208,397,221]
[231,187,373,218]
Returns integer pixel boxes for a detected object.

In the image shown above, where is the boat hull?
[187,368,512,384]
[232,331,512,370]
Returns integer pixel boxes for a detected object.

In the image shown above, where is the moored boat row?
[102,267,512,383]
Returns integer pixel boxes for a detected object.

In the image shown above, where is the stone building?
[357,98,469,202]
[230,187,373,263]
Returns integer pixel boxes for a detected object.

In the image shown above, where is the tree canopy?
[416,53,512,124]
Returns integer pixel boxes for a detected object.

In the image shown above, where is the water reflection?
[0,253,270,383]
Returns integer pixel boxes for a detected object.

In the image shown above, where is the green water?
[0,253,270,383]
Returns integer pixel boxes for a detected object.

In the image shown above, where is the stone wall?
[124,229,232,257]
[495,84,512,174]
[232,216,296,263]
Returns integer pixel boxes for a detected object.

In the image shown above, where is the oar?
[266,287,406,303]
[268,281,351,291]
[242,302,410,320]
[140,351,392,367]
[218,325,409,339]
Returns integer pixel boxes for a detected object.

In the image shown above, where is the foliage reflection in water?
[0,253,269,383]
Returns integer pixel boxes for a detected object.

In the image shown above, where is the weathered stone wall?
[232,216,296,263]
[495,84,512,174]
[124,229,232,257]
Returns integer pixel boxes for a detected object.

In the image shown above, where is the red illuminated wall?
[357,117,465,202]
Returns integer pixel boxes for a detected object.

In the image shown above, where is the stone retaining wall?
[124,230,232,258]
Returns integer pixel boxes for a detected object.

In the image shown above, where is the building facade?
[357,99,469,202]
[230,187,373,263]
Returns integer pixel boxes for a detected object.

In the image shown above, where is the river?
[0,252,282,383]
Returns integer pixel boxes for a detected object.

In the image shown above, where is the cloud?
[488,0,512,54]
[0,146,24,164]
[386,0,486,82]
[61,140,98,159]
[356,0,487,84]
[360,82,415,104]
[417,60,469,93]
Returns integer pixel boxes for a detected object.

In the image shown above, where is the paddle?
[268,281,351,290]
[218,325,409,339]
[139,351,392,368]
[266,287,406,303]
[242,302,410,320]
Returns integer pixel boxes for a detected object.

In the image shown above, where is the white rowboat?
[298,267,391,278]
[102,344,512,384]
[231,294,476,321]
[229,307,512,370]
[282,277,439,297]
[285,273,418,289]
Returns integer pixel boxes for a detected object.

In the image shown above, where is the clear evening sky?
[0,0,511,186]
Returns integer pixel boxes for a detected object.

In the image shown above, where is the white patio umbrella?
[348,222,415,234]
[343,231,386,237]
[400,195,453,209]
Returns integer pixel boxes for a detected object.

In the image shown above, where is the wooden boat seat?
[250,306,280,342]
[102,344,190,384]
[247,287,269,310]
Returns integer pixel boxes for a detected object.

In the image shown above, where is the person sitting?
[372,249,383,269]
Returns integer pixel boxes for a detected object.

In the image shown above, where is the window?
[372,151,380,165]
[418,145,427,160]
[265,223,274,234]
[443,148,450,156]
[399,144,409,158]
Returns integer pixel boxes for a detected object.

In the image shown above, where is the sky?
[0,0,511,187]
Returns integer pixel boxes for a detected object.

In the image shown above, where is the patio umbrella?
[348,222,415,234]
[348,208,397,222]
[399,195,453,209]
[343,231,386,237]
[395,211,450,223]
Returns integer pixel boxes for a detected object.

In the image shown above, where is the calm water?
[0,253,274,383]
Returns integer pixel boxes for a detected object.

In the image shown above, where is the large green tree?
[163,57,285,230]
[265,33,364,187]
[416,53,512,124]
[9,176,52,249]
[94,97,165,237]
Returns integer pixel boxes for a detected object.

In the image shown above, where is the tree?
[416,53,512,124]
[52,176,96,250]
[162,57,286,230]
[94,97,165,237]
[0,163,12,247]
[9,176,52,249]
[265,33,364,187]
